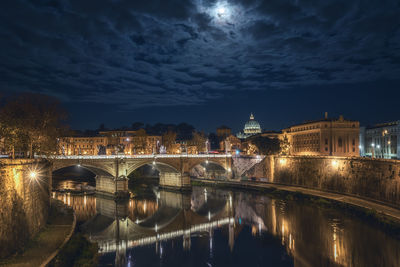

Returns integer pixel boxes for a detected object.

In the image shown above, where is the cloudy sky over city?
[1,0,399,131]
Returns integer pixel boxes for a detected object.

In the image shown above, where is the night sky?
[1,0,399,133]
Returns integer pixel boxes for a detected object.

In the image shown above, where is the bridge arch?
[126,160,180,178]
[52,163,114,177]
[189,160,229,179]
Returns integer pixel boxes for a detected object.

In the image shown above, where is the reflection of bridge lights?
[155,224,158,232]
[208,211,211,221]
[77,164,81,167]
[206,160,209,164]
[152,161,156,165]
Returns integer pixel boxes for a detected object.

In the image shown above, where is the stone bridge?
[48,154,236,194]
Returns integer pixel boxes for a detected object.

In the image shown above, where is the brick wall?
[246,156,400,206]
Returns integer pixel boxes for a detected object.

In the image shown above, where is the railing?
[37,154,233,160]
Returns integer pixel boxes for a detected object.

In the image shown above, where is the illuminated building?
[237,113,262,139]
[130,135,162,154]
[283,113,359,157]
[59,137,107,155]
[59,130,162,155]
[359,121,399,159]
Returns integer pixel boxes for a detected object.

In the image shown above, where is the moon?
[217,7,226,17]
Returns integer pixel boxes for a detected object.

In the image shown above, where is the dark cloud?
[0,0,399,110]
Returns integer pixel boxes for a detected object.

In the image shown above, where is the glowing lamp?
[29,171,37,180]
[331,160,338,167]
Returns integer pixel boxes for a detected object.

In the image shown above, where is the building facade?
[59,137,107,155]
[359,121,400,159]
[283,114,360,157]
[59,130,162,156]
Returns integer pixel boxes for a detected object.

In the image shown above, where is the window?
[338,138,343,147]
[352,139,355,146]
[325,139,328,145]
[325,147,328,151]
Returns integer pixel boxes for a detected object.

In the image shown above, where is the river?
[52,178,400,267]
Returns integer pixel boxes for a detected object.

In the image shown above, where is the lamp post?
[371,143,375,158]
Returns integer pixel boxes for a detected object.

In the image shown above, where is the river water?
[52,179,400,267]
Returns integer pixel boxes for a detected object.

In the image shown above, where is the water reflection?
[54,187,400,267]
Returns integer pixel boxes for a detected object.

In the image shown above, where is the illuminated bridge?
[44,154,263,193]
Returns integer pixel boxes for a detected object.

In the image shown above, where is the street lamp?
[29,171,37,180]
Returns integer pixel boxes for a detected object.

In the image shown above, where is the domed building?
[237,113,262,139]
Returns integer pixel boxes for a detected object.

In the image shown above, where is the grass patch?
[48,232,98,267]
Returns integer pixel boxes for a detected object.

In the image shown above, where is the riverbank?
[0,200,75,267]
[192,178,400,237]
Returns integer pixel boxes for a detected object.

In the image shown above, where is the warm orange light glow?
[29,171,37,180]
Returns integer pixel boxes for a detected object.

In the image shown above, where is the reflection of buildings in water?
[128,199,159,222]
[55,190,400,267]
[53,192,97,222]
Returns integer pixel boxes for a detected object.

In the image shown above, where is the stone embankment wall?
[245,156,400,206]
[0,159,51,258]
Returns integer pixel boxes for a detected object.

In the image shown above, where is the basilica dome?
[243,113,262,134]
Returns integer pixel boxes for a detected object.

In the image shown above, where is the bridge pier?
[159,172,191,191]
[95,175,129,197]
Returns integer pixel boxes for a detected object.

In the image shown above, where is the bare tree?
[0,93,68,158]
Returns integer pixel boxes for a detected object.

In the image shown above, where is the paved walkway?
[193,179,400,223]
[0,201,75,267]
